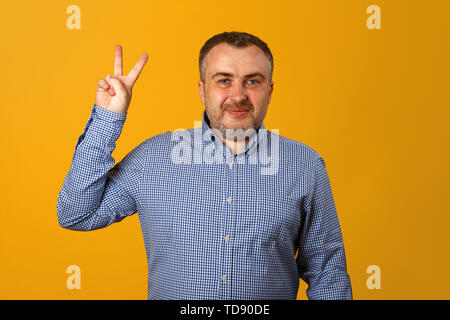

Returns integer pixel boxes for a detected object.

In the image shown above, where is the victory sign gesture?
[96,45,148,114]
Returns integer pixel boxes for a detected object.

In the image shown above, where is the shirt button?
[226,197,232,204]
[224,235,230,242]
[221,275,227,282]
[228,162,233,169]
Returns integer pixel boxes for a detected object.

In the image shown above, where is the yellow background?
[1,0,449,299]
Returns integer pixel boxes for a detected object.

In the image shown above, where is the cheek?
[206,89,227,106]
[248,92,266,109]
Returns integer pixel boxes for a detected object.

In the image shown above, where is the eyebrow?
[211,72,266,80]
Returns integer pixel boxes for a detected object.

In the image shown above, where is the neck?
[221,136,250,155]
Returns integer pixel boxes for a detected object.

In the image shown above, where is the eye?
[247,79,259,85]
[219,79,229,84]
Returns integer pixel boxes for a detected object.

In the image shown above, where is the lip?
[226,109,249,117]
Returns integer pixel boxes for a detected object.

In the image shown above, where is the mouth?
[225,108,250,117]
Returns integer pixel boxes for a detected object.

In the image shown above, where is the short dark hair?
[199,31,273,83]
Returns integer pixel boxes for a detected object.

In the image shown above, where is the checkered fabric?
[57,104,352,300]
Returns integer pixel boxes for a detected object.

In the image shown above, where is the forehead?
[204,43,270,78]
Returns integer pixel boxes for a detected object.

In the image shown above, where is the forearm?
[297,155,353,300]
[56,104,127,230]
[299,231,353,300]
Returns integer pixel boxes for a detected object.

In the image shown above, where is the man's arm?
[57,45,149,231]
[56,104,147,231]
[296,155,353,300]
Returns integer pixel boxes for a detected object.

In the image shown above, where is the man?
[57,31,352,300]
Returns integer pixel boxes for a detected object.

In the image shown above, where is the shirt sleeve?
[296,155,353,300]
[56,104,147,231]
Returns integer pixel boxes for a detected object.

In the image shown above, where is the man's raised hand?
[96,45,148,114]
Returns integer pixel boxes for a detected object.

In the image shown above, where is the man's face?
[198,43,273,136]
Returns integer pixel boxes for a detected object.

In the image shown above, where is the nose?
[229,83,248,105]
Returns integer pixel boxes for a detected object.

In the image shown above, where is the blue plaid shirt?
[57,104,352,300]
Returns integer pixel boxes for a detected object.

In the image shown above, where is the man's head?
[198,31,274,137]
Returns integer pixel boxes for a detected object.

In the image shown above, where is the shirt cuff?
[93,104,127,123]
[87,104,127,145]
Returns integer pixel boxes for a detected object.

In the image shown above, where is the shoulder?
[274,132,324,165]
[139,129,197,161]
[137,131,175,158]
[142,131,173,147]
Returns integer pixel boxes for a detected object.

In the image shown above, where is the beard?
[207,103,262,142]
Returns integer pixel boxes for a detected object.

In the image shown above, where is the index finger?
[128,53,148,83]
[114,45,123,76]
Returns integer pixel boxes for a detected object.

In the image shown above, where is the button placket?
[226,154,236,169]
[218,153,236,300]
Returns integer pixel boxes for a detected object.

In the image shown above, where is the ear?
[198,80,206,105]
[268,80,274,104]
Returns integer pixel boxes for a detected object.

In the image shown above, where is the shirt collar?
[200,109,266,157]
